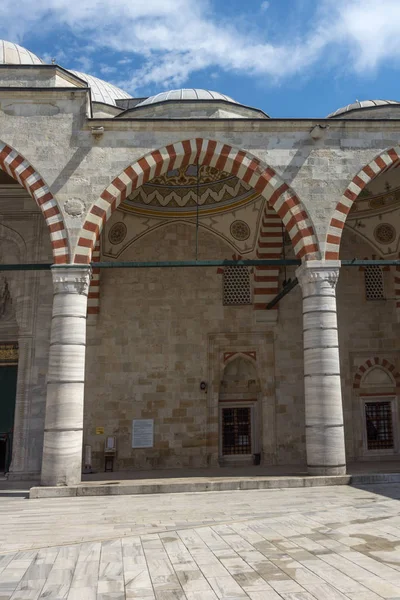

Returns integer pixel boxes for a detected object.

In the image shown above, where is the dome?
[137,89,238,106]
[69,70,131,106]
[327,99,400,118]
[0,40,43,65]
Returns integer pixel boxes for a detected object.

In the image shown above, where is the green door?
[0,365,18,472]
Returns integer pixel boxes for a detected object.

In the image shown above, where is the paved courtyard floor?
[1,483,400,599]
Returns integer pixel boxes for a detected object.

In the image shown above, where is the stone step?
[27,473,360,498]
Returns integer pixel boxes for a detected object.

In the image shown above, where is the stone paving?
[1,483,400,599]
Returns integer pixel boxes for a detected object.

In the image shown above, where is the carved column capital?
[51,266,92,295]
[296,260,341,290]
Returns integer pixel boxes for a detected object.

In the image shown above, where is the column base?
[8,470,40,481]
[308,464,347,476]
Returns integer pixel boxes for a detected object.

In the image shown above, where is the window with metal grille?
[222,407,252,455]
[223,266,251,306]
[364,265,385,300]
[365,401,394,450]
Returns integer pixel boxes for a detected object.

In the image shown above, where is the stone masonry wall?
[84,224,400,472]
[85,223,281,471]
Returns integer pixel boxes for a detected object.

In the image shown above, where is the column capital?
[51,265,92,295]
[296,260,341,289]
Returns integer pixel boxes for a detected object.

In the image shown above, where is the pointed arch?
[75,138,319,264]
[0,141,69,264]
[326,147,400,259]
[220,353,260,393]
[222,352,259,375]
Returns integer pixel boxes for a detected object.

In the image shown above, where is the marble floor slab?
[1,483,400,598]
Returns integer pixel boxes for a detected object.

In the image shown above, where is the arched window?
[355,364,399,455]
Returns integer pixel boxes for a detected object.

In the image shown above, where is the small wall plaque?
[96,427,105,435]
[132,419,154,448]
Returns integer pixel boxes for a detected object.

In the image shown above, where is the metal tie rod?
[1,259,400,271]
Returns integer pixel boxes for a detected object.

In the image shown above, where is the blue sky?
[1,0,400,117]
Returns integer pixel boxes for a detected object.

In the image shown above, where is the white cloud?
[0,0,399,92]
[100,65,117,75]
[260,1,270,11]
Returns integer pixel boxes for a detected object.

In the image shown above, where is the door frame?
[0,342,18,473]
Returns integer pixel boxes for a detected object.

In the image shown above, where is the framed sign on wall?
[132,419,154,448]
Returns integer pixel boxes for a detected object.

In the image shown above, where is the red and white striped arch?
[0,142,69,263]
[75,139,318,264]
[326,147,400,260]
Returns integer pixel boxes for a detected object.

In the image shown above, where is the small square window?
[364,265,385,300]
[223,266,251,306]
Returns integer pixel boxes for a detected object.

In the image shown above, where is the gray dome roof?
[0,40,43,65]
[137,88,238,106]
[69,70,131,106]
[328,99,400,118]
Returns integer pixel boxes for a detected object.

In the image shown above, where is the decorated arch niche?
[353,357,400,389]
[75,138,319,265]
[0,141,69,263]
[326,146,400,260]
[220,353,260,393]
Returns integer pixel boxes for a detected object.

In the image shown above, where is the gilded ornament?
[0,343,18,363]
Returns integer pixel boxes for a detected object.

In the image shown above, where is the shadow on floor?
[350,481,400,501]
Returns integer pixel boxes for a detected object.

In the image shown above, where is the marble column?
[41,265,91,486]
[296,260,346,476]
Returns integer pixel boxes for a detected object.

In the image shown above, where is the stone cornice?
[85,117,400,133]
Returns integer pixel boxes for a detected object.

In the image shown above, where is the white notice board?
[132,419,154,448]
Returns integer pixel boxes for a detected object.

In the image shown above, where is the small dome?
[69,71,131,106]
[137,89,238,106]
[327,99,400,118]
[0,40,43,65]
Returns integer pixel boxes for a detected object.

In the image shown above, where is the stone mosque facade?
[1,40,400,486]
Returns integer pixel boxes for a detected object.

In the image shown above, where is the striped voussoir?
[253,205,283,310]
[75,139,318,264]
[326,147,400,260]
[353,357,400,389]
[87,238,101,320]
[0,142,69,264]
